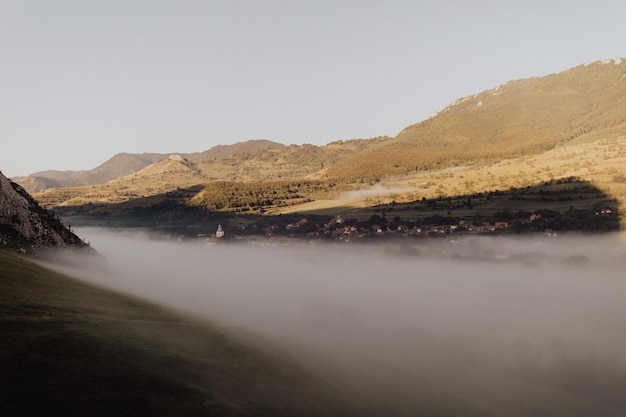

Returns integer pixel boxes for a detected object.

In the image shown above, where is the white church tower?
[216,224,224,238]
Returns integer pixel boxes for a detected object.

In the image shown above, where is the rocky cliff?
[0,171,87,253]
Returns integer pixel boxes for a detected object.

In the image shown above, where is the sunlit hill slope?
[21,58,626,228]
[325,58,626,182]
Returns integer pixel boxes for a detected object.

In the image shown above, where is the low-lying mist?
[55,229,626,416]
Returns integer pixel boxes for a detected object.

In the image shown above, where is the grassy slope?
[29,60,626,228]
[32,139,385,208]
[271,126,626,225]
[42,124,626,231]
[0,251,488,417]
[0,251,347,417]
[325,59,626,182]
[16,141,286,195]
[32,60,626,214]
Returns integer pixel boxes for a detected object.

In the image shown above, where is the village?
[288,216,512,242]
[203,216,520,244]
[200,205,618,245]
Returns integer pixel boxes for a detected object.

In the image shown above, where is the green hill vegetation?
[187,180,349,212]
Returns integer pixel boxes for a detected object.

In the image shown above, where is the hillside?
[31,138,384,208]
[0,171,87,253]
[21,58,626,230]
[183,138,287,163]
[14,153,168,194]
[14,140,286,194]
[325,58,626,182]
[0,250,488,417]
[279,126,626,219]
[0,251,337,417]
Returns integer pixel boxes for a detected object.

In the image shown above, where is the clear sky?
[2,0,625,177]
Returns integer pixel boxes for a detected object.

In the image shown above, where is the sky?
[2,0,626,177]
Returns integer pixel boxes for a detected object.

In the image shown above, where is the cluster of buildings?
[288,216,511,242]
[207,205,618,243]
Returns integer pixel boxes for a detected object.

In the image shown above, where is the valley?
[39,131,625,241]
[3,57,626,417]
[15,59,625,239]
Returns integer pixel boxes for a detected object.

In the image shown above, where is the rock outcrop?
[0,171,87,253]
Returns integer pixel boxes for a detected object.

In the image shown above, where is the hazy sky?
[2,1,625,177]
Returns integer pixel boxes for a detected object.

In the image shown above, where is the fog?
[340,184,417,201]
[54,229,626,416]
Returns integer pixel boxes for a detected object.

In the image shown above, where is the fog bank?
[57,229,626,416]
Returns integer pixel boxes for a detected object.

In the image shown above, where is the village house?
[287,218,309,229]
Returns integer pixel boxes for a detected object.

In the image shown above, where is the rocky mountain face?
[0,171,87,253]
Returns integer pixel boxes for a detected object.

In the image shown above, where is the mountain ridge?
[324,58,626,181]
[14,140,286,194]
[15,58,626,223]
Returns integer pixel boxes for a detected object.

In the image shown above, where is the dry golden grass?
[273,125,626,226]
[36,125,626,231]
[32,59,626,229]
[325,59,626,182]
[33,139,384,208]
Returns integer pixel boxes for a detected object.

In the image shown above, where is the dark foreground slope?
[0,251,486,417]
[0,252,340,417]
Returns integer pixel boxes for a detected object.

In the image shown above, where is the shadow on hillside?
[51,185,220,231]
[51,177,621,237]
[349,176,622,234]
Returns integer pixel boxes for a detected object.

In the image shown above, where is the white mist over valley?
[53,229,626,416]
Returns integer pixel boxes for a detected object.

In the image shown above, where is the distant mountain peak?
[14,139,287,194]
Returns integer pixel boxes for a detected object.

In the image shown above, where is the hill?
[0,251,338,417]
[0,171,87,253]
[20,58,626,231]
[325,58,626,182]
[14,140,286,194]
[30,138,384,208]
[13,153,168,194]
[183,138,287,163]
[0,250,487,417]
